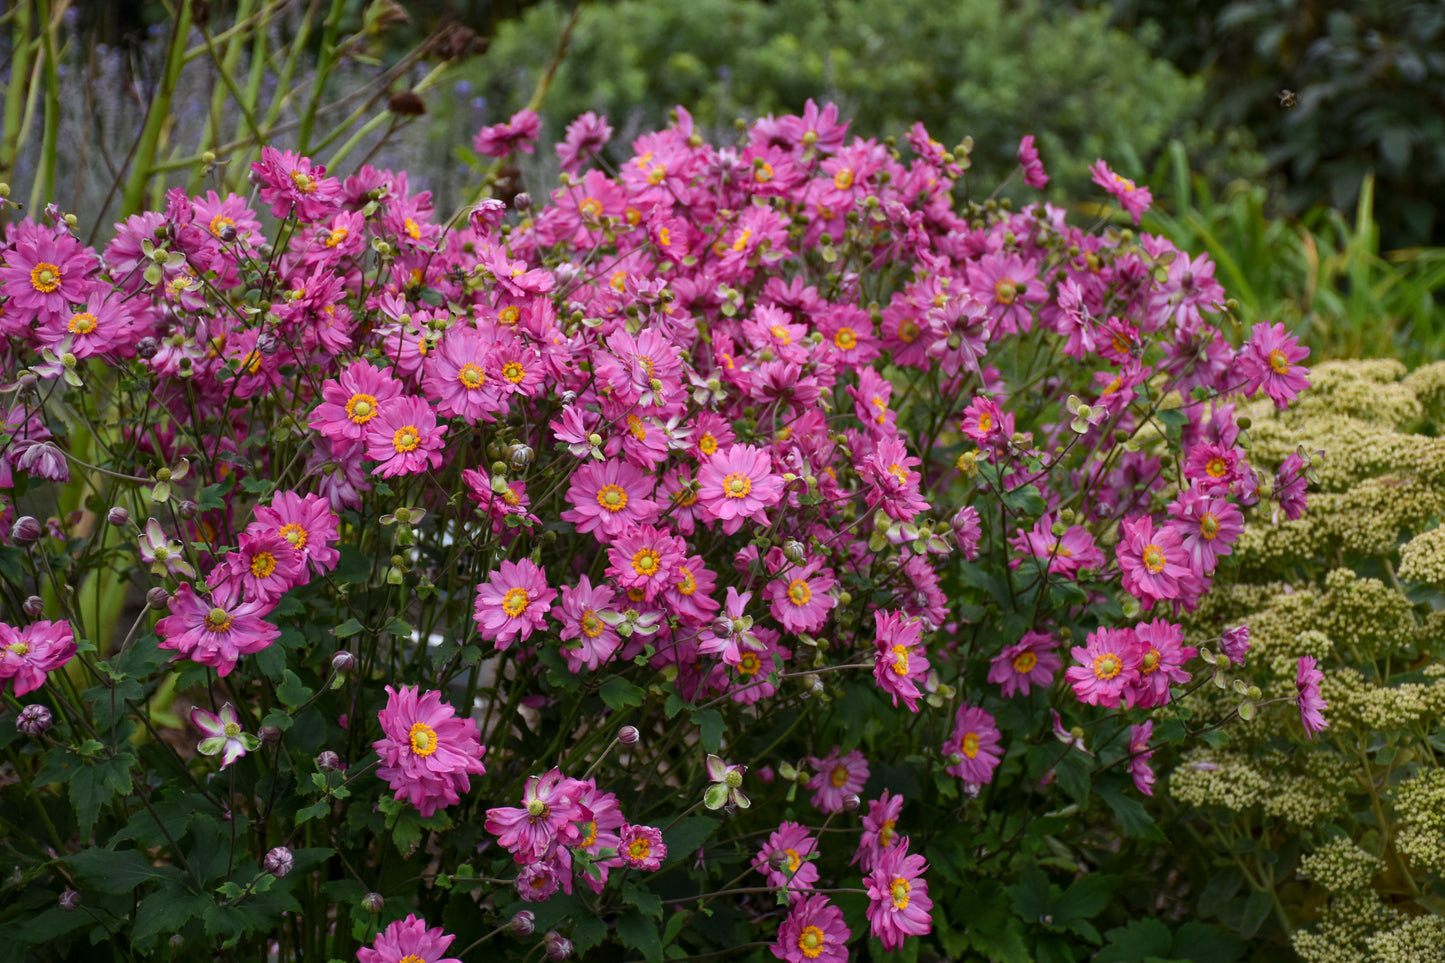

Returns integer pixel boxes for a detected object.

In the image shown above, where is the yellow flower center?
[501,587,530,617]
[677,569,698,595]
[672,487,698,508]
[787,579,811,606]
[398,956,425,963]
[580,821,599,847]
[898,319,919,343]
[833,327,857,350]
[204,607,234,633]
[289,170,316,194]
[1140,648,1160,675]
[392,425,421,453]
[324,227,349,248]
[755,162,774,183]
[628,837,652,860]
[699,433,719,455]
[627,415,647,440]
[891,643,910,675]
[209,214,236,237]
[1268,348,1290,374]
[830,764,850,788]
[30,262,61,293]
[408,722,438,757]
[1206,457,1227,478]
[994,278,1017,305]
[250,552,277,578]
[498,305,521,326]
[769,324,791,344]
[962,732,980,758]
[345,393,377,424]
[888,464,909,485]
[68,312,98,334]
[799,925,825,959]
[597,484,628,512]
[631,548,661,577]
[457,363,485,389]
[833,168,855,190]
[785,848,802,873]
[647,163,666,185]
[404,218,421,240]
[502,360,527,383]
[891,877,911,909]
[1092,653,1122,680]
[581,611,604,638]
[1013,651,1038,673]
[879,820,896,848]
[4,641,30,657]
[733,229,753,252]
[580,197,602,220]
[723,473,752,498]
[1142,544,1166,573]
[279,523,308,549]
[738,652,761,677]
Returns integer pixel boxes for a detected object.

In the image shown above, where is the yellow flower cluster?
[1168,749,1348,827]
[1399,526,1445,588]
[1292,891,1398,963]
[1392,770,1445,877]
[1364,914,1445,962]
[1298,836,1380,895]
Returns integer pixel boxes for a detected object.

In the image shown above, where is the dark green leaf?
[70,751,135,839]
[1172,922,1246,963]
[1053,748,1091,805]
[1095,785,1165,841]
[67,845,181,893]
[134,884,214,947]
[599,676,645,711]
[277,669,314,709]
[617,909,662,963]
[624,882,663,919]
[572,915,607,954]
[662,816,717,868]
[333,618,365,638]
[1097,919,1172,962]
[692,707,724,753]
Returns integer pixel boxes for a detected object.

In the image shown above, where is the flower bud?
[106,506,130,527]
[361,892,385,914]
[513,192,532,212]
[782,539,806,563]
[17,704,52,736]
[178,499,199,520]
[618,725,640,746]
[259,725,282,745]
[263,846,294,877]
[218,223,238,243]
[331,650,357,674]
[544,931,573,961]
[842,792,862,812]
[509,444,534,469]
[22,596,43,617]
[316,750,341,771]
[135,337,159,359]
[146,587,171,609]
[58,889,80,910]
[510,909,536,935]
[10,515,42,544]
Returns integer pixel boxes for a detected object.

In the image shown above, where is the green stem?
[119,0,193,219]
[295,0,348,155]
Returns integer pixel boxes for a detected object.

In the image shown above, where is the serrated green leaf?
[573,914,607,954]
[661,816,717,868]
[1096,784,1165,841]
[624,882,663,919]
[333,618,364,638]
[617,909,662,963]
[70,751,135,839]
[134,884,214,947]
[277,670,314,709]
[692,707,724,753]
[66,844,181,893]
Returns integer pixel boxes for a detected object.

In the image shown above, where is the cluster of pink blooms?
[0,94,1322,959]
[484,766,667,900]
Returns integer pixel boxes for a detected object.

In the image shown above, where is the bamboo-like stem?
[119,0,193,218]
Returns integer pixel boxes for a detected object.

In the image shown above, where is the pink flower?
[516,860,562,902]
[0,221,97,319]
[618,823,667,871]
[249,491,341,578]
[865,846,933,950]
[960,396,1012,447]
[951,505,983,559]
[606,525,687,602]
[191,703,258,769]
[987,631,1061,698]
[486,768,586,861]
[373,685,487,818]
[1127,618,1196,708]
[251,147,340,222]
[357,913,461,963]
[860,437,932,522]
[422,326,505,424]
[1128,720,1156,795]
[557,576,621,672]
[556,111,613,172]
[943,705,1002,785]
[873,609,930,712]
[1275,452,1311,520]
[138,518,196,579]
[362,395,447,478]
[765,559,837,634]
[753,821,819,896]
[474,109,541,157]
[772,894,850,963]
[696,444,784,535]
[1090,159,1152,225]
[806,746,869,814]
[1169,487,1245,575]
[474,559,556,650]
[1017,134,1049,189]
[1296,655,1329,739]
[1220,624,1251,665]
[309,359,404,447]
[218,530,305,604]
[1066,627,1141,708]
[156,581,279,677]
[854,790,906,873]
[0,620,77,696]
[1116,514,1190,606]
[1238,321,1310,410]
[561,458,659,541]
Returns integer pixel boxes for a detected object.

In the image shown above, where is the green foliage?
[470,0,1205,192]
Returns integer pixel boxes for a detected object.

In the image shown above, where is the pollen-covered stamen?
[581,611,604,638]
[1140,648,1161,675]
[787,579,811,606]
[631,548,662,577]
[289,170,316,194]
[1199,512,1220,540]
[890,877,911,910]
[29,261,61,293]
[829,764,849,787]
[392,425,421,453]
[501,587,530,617]
[1268,348,1291,374]
[502,361,527,383]
[597,484,628,512]
[250,552,277,578]
[798,925,826,959]
[345,393,377,424]
[1092,652,1122,680]
[279,523,308,549]
[457,363,485,389]
[994,278,1017,305]
[723,473,752,498]
[68,312,98,334]
[961,732,980,758]
[890,643,910,675]
[204,607,234,633]
[408,722,438,756]
[1142,544,1166,573]
[1012,651,1038,674]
